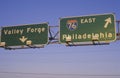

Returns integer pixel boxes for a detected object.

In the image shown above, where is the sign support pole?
[116,21,120,40]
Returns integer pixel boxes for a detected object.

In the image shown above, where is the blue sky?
[0,0,120,78]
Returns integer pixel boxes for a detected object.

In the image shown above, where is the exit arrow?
[104,17,112,28]
[19,36,28,43]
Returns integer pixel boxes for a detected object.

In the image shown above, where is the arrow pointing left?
[19,36,28,43]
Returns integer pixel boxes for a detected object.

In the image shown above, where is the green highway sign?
[59,13,116,43]
[1,23,48,46]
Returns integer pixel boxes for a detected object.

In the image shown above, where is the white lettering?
[19,30,24,35]
[62,32,114,41]
[81,18,96,24]
[87,34,91,39]
[4,30,8,35]
[108,33,112,38]
[27,27,45,34]
[83,33,87,39]
[62,34,67,40]
[3,29,23,35]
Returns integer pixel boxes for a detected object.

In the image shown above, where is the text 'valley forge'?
[1,23,48,46]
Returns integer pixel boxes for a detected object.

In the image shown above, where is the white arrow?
[19,36,28,43]
[104,17,112,28]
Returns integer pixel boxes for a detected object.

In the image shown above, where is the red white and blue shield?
[66,20,78,31]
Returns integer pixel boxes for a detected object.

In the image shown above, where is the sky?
[0,0,120,78]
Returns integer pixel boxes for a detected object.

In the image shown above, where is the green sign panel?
[1,23,48,46]
[60,14,116,43]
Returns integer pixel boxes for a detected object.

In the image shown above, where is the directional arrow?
[104,17,112,28]
[19,36,28,43]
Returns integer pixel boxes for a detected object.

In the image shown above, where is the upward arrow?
[19,36,28,43]
[104,17,112,28]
